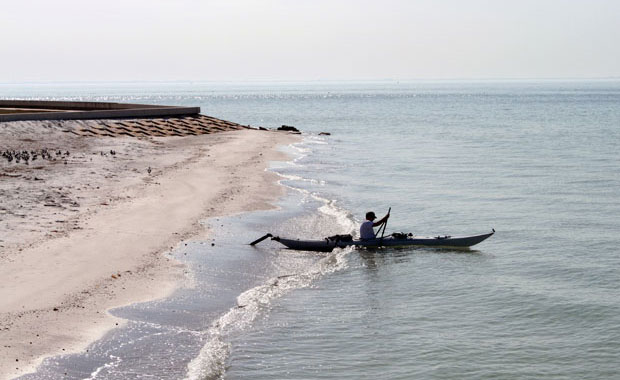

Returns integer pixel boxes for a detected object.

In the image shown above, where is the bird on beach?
[2,151,13,163]
[147,167,152,174]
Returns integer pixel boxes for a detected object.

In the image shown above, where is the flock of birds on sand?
[1,149,121,165]
[1,149,70,164]
[2,149,153,174]
[2,148,159,179]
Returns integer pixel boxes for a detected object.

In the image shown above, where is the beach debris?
[147,167,152,174]
[319,132,331,136]
[277,125,300,132]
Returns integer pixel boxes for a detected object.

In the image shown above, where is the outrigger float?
[250,229,495,252]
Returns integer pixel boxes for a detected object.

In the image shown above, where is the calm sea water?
[9,80,620,379]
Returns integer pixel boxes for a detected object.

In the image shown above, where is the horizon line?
[2,76,620,85]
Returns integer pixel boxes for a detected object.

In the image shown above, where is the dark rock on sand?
[277,125,300,132]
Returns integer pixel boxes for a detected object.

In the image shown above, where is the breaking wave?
[184,247,351,380]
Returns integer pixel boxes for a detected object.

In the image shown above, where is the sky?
[1,0,619,82]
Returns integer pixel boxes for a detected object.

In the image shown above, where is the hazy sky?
[2,0,619,82]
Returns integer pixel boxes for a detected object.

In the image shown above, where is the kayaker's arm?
[373,212,390,227]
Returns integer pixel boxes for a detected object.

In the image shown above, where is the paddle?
[375,207,391,241]
[249,233,272,245]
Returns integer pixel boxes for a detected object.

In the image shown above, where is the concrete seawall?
[0,100,250,136]
[0,100,200,122]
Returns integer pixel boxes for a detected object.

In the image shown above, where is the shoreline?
[0,128,298,379]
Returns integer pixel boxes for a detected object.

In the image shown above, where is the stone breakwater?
[66,115,250,137]
[4,115,250,138]
[0,100,251,137]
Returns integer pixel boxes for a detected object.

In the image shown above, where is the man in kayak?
[360,211,390,240]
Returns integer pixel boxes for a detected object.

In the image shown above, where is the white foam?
[272,136,358,236]
[184,247,352,380]
[84,355,122,380]
[317,199,358,235]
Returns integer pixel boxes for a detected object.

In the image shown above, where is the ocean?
[9,80,620,379]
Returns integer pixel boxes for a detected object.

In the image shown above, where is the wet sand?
[0,121,297,379]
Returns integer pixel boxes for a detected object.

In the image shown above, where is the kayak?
[251,230,494,252]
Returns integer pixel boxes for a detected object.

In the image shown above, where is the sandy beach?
[0,123,297,379]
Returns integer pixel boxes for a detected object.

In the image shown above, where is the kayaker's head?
[366,211,376,221]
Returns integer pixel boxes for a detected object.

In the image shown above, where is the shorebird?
[2,151,13,162]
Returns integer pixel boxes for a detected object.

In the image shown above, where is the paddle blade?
[249,233,272,246]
